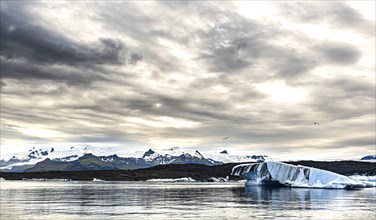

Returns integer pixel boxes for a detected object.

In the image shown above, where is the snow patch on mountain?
[1,145,261,171]
[0,145,110,171]
[1,144,106,161]
[360,155,376,161]
[200,151,260,163]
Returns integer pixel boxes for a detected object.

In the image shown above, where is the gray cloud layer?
[0,2,141,85]
[0,1,374,159]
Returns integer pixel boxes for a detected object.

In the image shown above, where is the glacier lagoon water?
[1,180,375,219]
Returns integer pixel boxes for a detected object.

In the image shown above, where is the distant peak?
[195,150,205,159]
[220,150,228,154]
[143,149,155,158]
[251,155,265,162]
[80,153,95,159]
[360,155,376,160]
[179,153,193,158]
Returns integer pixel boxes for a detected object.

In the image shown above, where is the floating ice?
[146,177,196,182]
[348,175,376,187]
[203,176,229,182]
[232,161,368,189]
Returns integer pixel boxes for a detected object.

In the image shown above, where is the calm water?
[1,180,375,219]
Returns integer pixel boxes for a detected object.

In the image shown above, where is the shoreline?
[1,161,375,182]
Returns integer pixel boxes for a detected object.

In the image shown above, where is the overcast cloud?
[0,1,374,160]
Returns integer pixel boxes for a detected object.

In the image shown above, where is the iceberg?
[232,161,367,189]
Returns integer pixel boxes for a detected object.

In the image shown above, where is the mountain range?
[2,145,373,172]
[0,145,266,172]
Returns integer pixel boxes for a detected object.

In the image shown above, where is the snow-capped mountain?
[198,150,267,163]
[121,146,265,164]
[360,155,376,161]
[25,152,224,172]
[1,144,106,161]
[0,145,108,172]
[0,145,263,172]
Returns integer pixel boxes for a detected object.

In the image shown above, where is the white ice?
[146,177,196,182]
[348,175,376,187]
[232,161,370,189]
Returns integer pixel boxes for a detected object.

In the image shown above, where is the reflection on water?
[0,181,375,219]
[236,186,375,219]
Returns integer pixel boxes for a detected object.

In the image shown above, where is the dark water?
[0,180,375,219]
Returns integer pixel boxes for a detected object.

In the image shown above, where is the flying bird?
[222,137,230,140]
[314,122,320,125]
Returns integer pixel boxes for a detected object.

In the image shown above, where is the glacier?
[232,161,370,189]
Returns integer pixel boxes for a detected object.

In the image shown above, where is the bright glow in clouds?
[125,117,200,129]
[255,82,306,104]
[235,1,278,20]
[17,127,65,139]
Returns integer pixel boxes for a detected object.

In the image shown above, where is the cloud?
[335,136,375,148]
[0,80,6,88]
[0,2,141,85]
[314,42,361,64]
[0,57,108,85]
[194,13,319,79]
[198,18,263,73]
[0,1,374,160]
[277,2,374,35]
[0,16,136,66]
[305,77,374,120]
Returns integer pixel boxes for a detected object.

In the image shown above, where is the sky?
[0,1,375,160]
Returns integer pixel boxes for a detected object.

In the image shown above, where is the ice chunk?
[203,176,229,182]
[232,161,367,189]
[348,175,376,187]
[146,177,196,182]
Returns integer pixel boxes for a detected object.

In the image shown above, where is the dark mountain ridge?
[1,160,375,182]
[25,153,223,172]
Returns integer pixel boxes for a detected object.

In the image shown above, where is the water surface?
[1,180,375,219]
